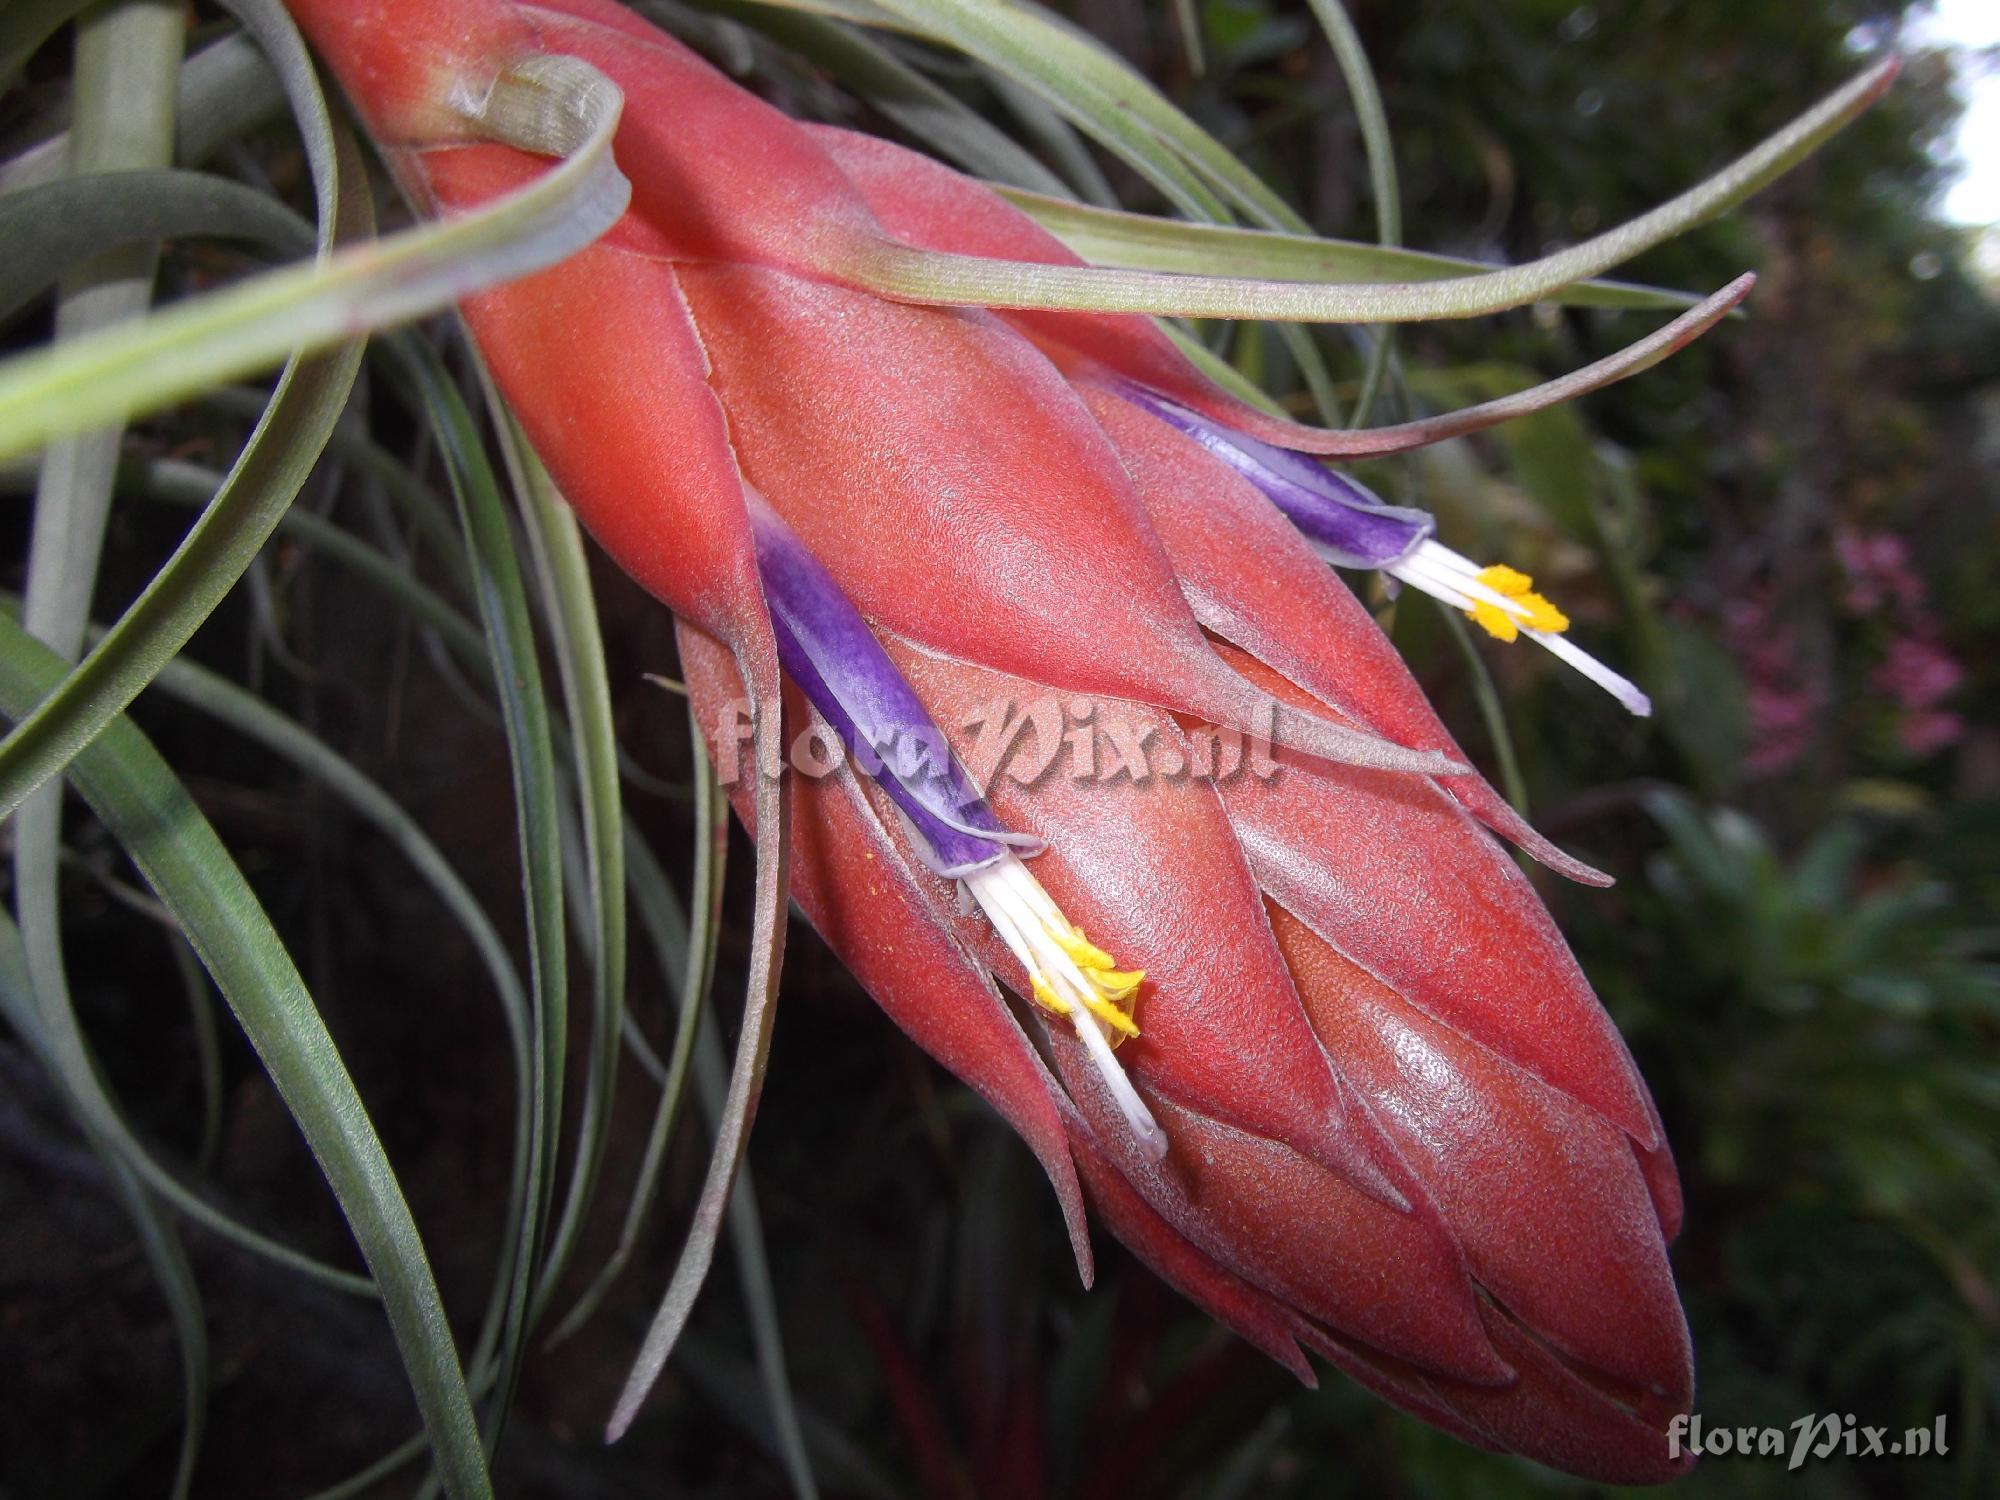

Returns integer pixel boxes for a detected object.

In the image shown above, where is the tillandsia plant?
[0,0,1904,1494]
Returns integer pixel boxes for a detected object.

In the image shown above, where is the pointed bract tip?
[1073,1240,1097,1291]
[1270,701,1471,778]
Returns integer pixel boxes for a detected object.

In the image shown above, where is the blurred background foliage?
[1,0,1995,1496]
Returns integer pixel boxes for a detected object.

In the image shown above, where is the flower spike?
[746,491,1168,1160]
[1115,384,1652,716]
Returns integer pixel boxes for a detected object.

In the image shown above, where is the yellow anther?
[1030,973,1069,1018]
[1468,563,1571,637]
[1079,990,1142,1038]
[968,854,1166,1156]
[1516,591,1570,633]
[1054,926,1118,971]
[1094,968,1145,1000]
[982,861,1145,1047]
[1084,961,1144,1046]
[1029,951,1144,1045]
[1475,564,1537,597]
[1469,599,1521,642]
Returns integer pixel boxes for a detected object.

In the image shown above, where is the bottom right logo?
[1667,1414,1951,1471]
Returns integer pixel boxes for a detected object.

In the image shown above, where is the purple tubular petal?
[746,490,1020,876]
[1114,383,1435,569]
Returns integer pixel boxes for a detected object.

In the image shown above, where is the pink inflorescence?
[1838,528,1966,759]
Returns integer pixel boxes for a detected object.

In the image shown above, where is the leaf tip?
[1863,53,1905,103]
[604,1395,642,1445]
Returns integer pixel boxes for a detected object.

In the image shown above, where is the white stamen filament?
[1523,627,1654,716]
[1326,538,1653,717]
[965,854,1169,1162]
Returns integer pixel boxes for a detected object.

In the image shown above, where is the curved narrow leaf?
[0,49,631,463]
[711,2,1072,196]
[13,6,184,1109]
[0,616,492,1500]
[1304,0,1400,420]
[820,56,1892,322]
[0,167,312,322]
[396,342,566,1460]
[581,728,814,1495]
[749,0,1227,216]
[752,0,1361,411]
[607,713,791,1441]
[857,0,1269,222]
[1162,323,1286,413]
[696,1018,819,1498]
[0,306,360,802]
[0,0,94,84]
[18,0,181,658]
[1287,273,1755,456]
[0,0,359,831]
[53,450,491,665]
[0,911,209,1500]
[0,31,285,195]
[169,928,224,1174]
[979,67,1119,207]
[134,638,538,1397]
[8,23,204,1491]
[547,721,723,1346]
[494,419,628,1324]
[995,190,1707,312]
[1307,0,1398,247]
[0,752,381,1288]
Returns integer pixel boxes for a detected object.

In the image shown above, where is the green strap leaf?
[9,16,198,1490]
[702,1038,820,1498]
[393,342,566,1463]
[0,0,357,830]
[0,0,94,84]
[0,167,313,323]
[703,1,1072,196]
[0,909,210,1500]
[546,720,724,1348]
[995,189,1708,313]
[1303,0,1399,421]
[0,615,492,1500]
[0,45,635,828]
[489,407,627,1325]
[854,0,1228,218]
[0,31,286,194]
[810,48,1893,323]
[140,636,539,1410]
[0,50,631,464]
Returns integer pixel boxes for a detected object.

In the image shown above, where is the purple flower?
[746,491,1166,1158]
[1111,383,1652,716]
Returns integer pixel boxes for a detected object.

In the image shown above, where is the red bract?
[677,619,1692,1484]
[289,0,1696,1480]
